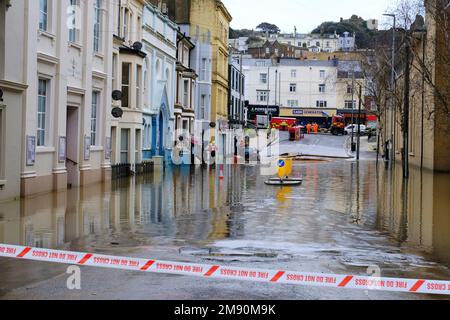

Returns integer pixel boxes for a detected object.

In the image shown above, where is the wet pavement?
[0,135,449,300]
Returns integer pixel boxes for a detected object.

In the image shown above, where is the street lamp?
[383,13,396,165]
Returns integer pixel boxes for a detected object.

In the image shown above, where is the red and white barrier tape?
[1,243,450,295]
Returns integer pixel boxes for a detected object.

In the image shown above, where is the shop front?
[279,108,338,127]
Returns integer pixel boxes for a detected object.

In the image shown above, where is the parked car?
[344,124,367,135]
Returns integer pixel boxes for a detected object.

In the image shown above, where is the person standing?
[306,123,311,135]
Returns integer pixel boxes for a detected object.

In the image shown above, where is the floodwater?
[0,160,449,298]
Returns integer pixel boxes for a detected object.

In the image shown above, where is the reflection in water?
[0,161,449,278]
[377,164,450,268]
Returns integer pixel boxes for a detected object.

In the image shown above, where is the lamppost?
[383,13,396,166]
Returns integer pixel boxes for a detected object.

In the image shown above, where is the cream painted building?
[0,0,114,202]
[110,0,146,168]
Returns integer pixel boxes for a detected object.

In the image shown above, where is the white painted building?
[109,1,177,167]
[242,58,339,109]
[0,0,114,201]
[242,58,366,125]
[228,37,248,53]
[272,31,356,53]
[111,0,147,169]
[141,3,177,163]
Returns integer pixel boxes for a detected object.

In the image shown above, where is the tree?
[376,0,450,172]
[311,15,379,49]
[256,22,280,35]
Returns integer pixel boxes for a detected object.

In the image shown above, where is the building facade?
[1,0,115,202]
[242,58,366,126]
[179,23,213,165]
[111,0,147,169]
[273,31,356,53]
[193,0,232,161]
[0,0,28,201]
[247,40,305,59]
[141,3,177,164]
[174,30,197,163]
[380,1,450,172]
[228,55,245,128]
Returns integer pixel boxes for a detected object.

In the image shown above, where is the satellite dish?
[112,90,123,101]
[132,41,143,51]
[111,107,124,118]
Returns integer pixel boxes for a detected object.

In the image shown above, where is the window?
[136,65,142,108]
[287,100,298,107]
[39,0,48,31]
[112,53,118,89]
[137,16,142,40]
[256,61,266,67]
[260,73,267,84]
[123,8,129,40]
[68,0,78,42]
[345,100,356,109]
[120,129,129,163]
[257,90,268,102]
[265,47,270,54]
[135,129,140,163]
[347,85,353,94]
[316,100,327,108]
[319,84,326,93]
[37,79,49,146]
[200,58,207,81]
[143,124,151,149]
[320,70,326,79]
[274,48,279,55]
[289,83,296,92]
[183,80,189,107]
[93,0,102,52]
[91,92,99,146]
[121,63,130,108]
[200,94,206,119]
[370,101,377,111]
[291,70,297,78]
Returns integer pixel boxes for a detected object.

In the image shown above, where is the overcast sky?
[222,0,396,33]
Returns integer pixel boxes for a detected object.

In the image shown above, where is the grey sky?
[222,0,396,33]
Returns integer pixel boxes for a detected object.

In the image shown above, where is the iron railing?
[111,161,154,180]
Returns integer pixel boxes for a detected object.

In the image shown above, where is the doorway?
[66,106,79,188]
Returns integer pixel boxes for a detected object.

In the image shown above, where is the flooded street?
[1,137,449,299]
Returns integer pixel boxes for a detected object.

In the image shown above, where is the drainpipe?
[403,37,411,179]
[420,32,425,169]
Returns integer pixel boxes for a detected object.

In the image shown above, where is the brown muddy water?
[0,160,449,298]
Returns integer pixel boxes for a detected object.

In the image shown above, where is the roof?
[278,59,336,67]
[337,60,363,72]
